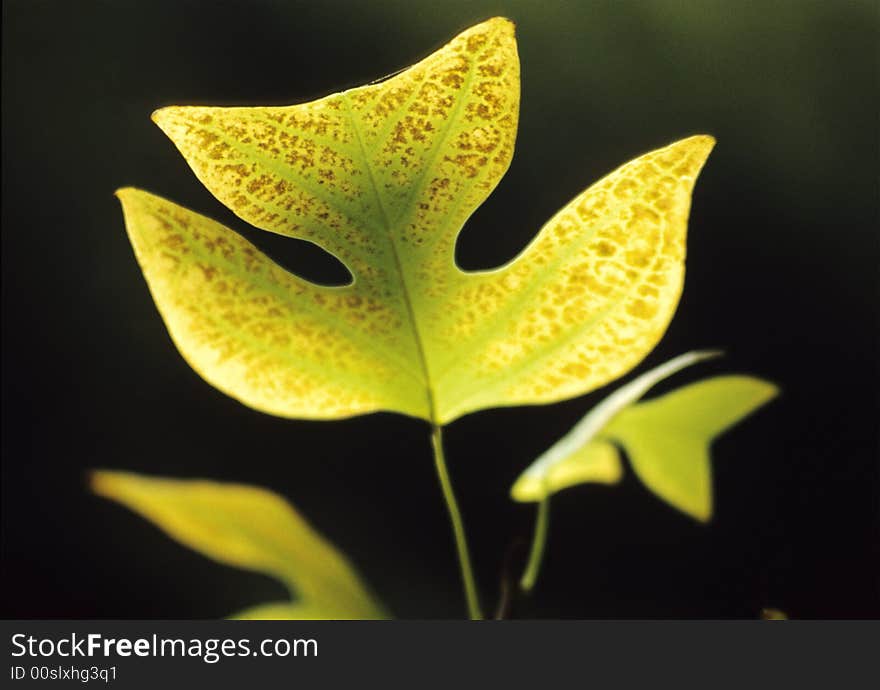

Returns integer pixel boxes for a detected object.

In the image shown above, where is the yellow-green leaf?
[229,602,332,621]
[511,350,720,501]
[120,17,714,424]
[602,375,779,521]
[511,439,623,502]
[91,471,386,619]
[760,608,788,620]
[512,352,778,520]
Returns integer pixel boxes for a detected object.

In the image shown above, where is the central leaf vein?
[342,92,436,419]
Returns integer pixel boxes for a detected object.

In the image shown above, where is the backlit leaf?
[602,375,779,521]
[760,608,788,620]
[511,350,720,501]
[229,602,332,620]
[512,356,778,521]
[511,439,623,502]
[119,17,714,424]
[91,471,386,619]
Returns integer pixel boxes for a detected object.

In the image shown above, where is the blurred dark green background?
[2,0,878,619]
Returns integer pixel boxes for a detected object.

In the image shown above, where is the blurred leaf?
[760,608,788,620]
[603,375,779,521]
[229,602,332,620]
[512,440,622,502]
[512,350,720,501]
[91,471,387,619]
[512,354,778,521]
[119,17,713,424]
[761,608,788,621]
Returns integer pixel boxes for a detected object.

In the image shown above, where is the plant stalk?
[520,497,550,593]
[430,424,483,620]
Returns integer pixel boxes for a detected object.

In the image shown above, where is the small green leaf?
[512,353,778,521]
[511,440,622,501]
[119,17,714,424]
[91,471,386,619]
[511,350,720,501]
[602,375,779,521]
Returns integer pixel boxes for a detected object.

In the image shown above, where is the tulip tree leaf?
[118,17,714,424]
[602,375,779,521]
[511,350,721,501]
[91,471,387,619]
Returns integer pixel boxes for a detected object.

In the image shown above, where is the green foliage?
[602,374,779,521]
[512,353,778,521]
[91,471,386,619]
[117,17,712,425]
[95,18,777,620]
[512,350,720,502]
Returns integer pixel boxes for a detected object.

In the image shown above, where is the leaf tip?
[674,488,713,523]
[114,186,138,203]
[509,478,532,503]
[687,348,725,364]
[693,503,713,524]
[150,106,170,127]
[89,469,121,499]
[113,188,154,228]
[668,134,716,176]
[755,378,782,405]
[150,106,185,141]
[114,187,157,212]
[687,133,716,151]
[731,375,782,409]
[485,16,516,34]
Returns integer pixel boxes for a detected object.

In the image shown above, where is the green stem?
[520,497,550,593]
[430,424,483,620]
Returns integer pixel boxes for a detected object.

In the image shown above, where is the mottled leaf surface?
[119,17,713,424]
[91,471,386,619]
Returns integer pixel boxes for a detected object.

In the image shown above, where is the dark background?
[2,0,878,619]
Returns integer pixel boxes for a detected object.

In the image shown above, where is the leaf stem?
[519,497,550,593]
[430,425,483,620]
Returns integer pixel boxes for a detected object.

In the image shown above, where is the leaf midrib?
[343,93,435,418]
[341,55,477,423]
